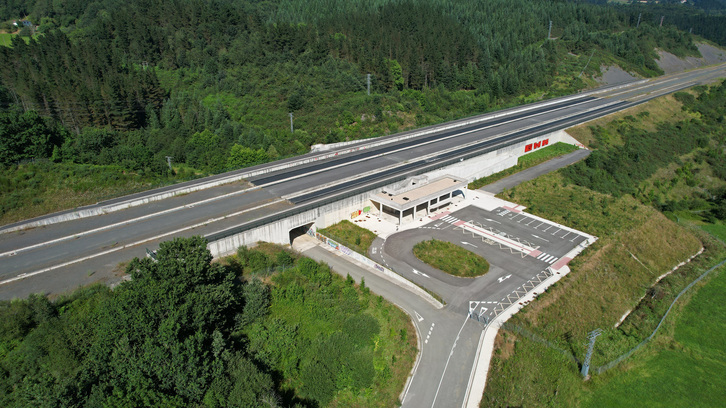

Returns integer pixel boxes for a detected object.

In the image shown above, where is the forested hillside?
[0,0,708,224]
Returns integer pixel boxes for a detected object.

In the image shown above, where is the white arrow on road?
[531,234,550,242]
[497,274,512,283]
[484,218,501,224]
[414,310,424,322]
[461,241,478,248]
[412,269,430,278]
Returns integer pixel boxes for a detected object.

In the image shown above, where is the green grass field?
[413,239,489,277]
[582,264,726,407]
[0,33,14,47]
[702,222,726,242]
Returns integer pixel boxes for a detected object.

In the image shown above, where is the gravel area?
[657,42,726,74]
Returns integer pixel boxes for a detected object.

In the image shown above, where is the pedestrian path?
[535,252,559,265]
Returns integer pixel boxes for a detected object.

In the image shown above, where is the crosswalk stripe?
[542,255,554,263]
[548,258,558,264]
[537,253,548,260]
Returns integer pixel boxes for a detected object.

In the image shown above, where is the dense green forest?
[0,237,415,407]
[0,0,711,224]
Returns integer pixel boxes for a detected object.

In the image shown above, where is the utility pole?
[165,156,173,171]
[548,20,552,40]
[660,16,664,27]
[578,49,595,78]
[289,112,294,133]
[581,328,602,379]
[367,73,371,95]
[636,13,641,28]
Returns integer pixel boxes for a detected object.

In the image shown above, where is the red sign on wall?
[525,139,550,153]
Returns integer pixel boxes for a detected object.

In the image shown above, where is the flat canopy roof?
[372,176,467,211]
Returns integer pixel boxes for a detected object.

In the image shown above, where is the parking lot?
[374,193,595,321]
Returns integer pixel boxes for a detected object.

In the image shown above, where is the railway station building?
[370,175,468,225]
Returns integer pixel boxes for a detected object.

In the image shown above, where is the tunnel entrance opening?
[289,222,315,246]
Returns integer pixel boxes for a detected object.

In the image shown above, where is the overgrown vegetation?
[0,237,415,407]
[468,142,579,190]
[0,0,708,225]
[482,80,726,406]
[317,220,377,255]
[413,239,490,277]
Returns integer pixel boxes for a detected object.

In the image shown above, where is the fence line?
[497,257,726,375]
[591,257,726,374]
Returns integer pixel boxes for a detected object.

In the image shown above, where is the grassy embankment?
[481,88,726,406]
[317,220,378,255]
[0,161,205,225]
[413,239,490,277]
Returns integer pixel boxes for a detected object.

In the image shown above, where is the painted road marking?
[543,225,552,232]
[497,274,512,283]
[551,228,561,235]
[526,219,536,226]
[462,241,478,248]
[412,269,430,278]
[531,234,550,242]
[562,231,571,239]
[484,218,501,224]
[424,322,436,344]
[415,311,424,322]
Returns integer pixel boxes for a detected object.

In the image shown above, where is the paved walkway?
[481,149,590,194]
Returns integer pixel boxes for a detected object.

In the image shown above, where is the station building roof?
[371,176,467,211]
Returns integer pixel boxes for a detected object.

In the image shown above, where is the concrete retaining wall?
[207,192,373,257]
[308,230,444,309]
[207,129,586,257]
[425,128,584,184]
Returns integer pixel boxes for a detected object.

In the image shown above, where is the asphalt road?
[481,148,591,194]
[1,64,725,301]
